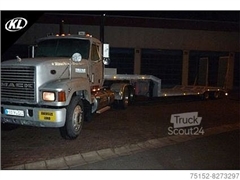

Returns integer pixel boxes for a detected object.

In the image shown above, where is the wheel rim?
[72,105,83,132]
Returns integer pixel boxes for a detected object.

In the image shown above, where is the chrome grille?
[1,66,35,102]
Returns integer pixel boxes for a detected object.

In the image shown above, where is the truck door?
[90,43,104,87]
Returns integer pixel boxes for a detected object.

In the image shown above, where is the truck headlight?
[43,92,56,101]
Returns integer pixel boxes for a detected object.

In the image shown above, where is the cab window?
[91,44,100,61]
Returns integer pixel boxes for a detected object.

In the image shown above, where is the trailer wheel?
[212,91,220,99]
[119,87,129,109]
[202,91,210,100]
[60,96,84,140]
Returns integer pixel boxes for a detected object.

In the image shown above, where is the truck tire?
[83,99,92,122]
[128,86,135,105]
[60,96,84,140]
[119,87,129,109]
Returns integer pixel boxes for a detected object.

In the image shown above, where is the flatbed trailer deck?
[104,68,227,100]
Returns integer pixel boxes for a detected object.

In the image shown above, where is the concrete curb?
[4,122,239,170]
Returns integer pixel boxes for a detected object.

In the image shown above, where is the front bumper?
[1,104,66,128]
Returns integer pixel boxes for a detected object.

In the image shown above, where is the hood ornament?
[16,56,22,62]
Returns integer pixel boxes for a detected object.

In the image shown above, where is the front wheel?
[60,96,84,140]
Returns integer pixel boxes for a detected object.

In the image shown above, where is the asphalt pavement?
[70,130,240,170]
[1,97,240,170]
[1,129,239,180]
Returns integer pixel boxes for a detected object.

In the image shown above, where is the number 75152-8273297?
[190,173,239,179]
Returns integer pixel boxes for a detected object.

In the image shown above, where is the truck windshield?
[35,38,90,59]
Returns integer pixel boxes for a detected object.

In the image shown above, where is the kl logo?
[5,17,28,32]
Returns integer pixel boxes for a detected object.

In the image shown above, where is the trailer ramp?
[160,85,223,97]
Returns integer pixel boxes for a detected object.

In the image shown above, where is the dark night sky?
[57,11,240,23]
[2,11,239,54]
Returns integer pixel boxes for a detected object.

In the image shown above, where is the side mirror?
[103,44,109,58]
[103,58,110,65]
[103,44,110,65]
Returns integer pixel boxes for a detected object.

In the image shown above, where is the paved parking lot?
[71,130,240,170]
[1,96,239,169]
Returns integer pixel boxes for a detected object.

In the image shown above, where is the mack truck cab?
[1,32,134,139]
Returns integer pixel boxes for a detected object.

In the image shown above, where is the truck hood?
[2,57,73,66]
[2,57,89,79]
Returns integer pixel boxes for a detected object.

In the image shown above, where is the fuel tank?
[91,89,115,113]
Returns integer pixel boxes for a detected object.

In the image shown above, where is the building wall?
[13,23,240,89]
[16,23,239,52]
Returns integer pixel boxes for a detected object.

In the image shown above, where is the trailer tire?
[212,91,220,99]
[202,91,210,100]
[60,96,84,140]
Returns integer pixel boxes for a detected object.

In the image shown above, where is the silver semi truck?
[1,32,135,139]
[1,32,227,139]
